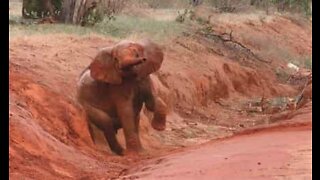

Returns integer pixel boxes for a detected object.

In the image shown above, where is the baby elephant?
[77,39,167,155]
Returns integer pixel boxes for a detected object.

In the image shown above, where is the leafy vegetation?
[275,67,291,83]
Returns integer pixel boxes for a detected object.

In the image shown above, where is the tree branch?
[196,29,272,64]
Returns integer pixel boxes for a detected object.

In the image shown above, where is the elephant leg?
[134,114,140,133]
[84,104,124,155]
[103,126,124,156]
[116,102,143,154]
[142,78,167,131]
[152,97,167,131]
[87,121,96,144]
[145,96,167,131]
[113,119,122,134]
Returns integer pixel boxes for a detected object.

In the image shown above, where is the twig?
[175,41,193,52]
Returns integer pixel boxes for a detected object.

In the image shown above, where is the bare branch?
[196,29,272,64]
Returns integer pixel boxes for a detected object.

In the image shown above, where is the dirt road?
[122,123,311,180]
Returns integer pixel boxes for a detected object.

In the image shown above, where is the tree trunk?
[191,0,201,6]
[59,0,75,23]
[73,0,88,24]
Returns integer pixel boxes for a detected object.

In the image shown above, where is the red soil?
[122,115,311,180]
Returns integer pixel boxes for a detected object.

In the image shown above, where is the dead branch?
[196,29,272,64]
[175,41,193,52]
[295,74,312,108]
[181,32,225,56]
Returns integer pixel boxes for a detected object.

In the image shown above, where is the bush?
[22,0,62,19]
[175,9,190,23]
[81,0,128,26]
[275,67,290,83]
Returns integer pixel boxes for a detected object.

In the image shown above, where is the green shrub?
[275,67,290,83]
[175,9,190,23]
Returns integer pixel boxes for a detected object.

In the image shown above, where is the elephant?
[76,39,168,156]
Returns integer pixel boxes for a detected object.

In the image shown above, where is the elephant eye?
[114,58,118,61]
[135,53,139,58]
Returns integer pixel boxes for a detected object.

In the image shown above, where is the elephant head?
[89,39,164,84]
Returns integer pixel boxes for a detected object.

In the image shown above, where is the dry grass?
[9,1,185,43]
[133,0,191,9]
[9,1,22,16]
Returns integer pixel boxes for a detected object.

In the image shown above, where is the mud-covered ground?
[9,6,312,180]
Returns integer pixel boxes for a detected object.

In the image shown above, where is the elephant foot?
[151,113,166,131]
[124,148,149,156]
[111,146,124,156]
[151,118,166,131]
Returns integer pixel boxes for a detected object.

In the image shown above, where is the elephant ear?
[137,39,164,78]
[89,47,122,84]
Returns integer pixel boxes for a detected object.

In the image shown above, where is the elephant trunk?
[120,58,146,70]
